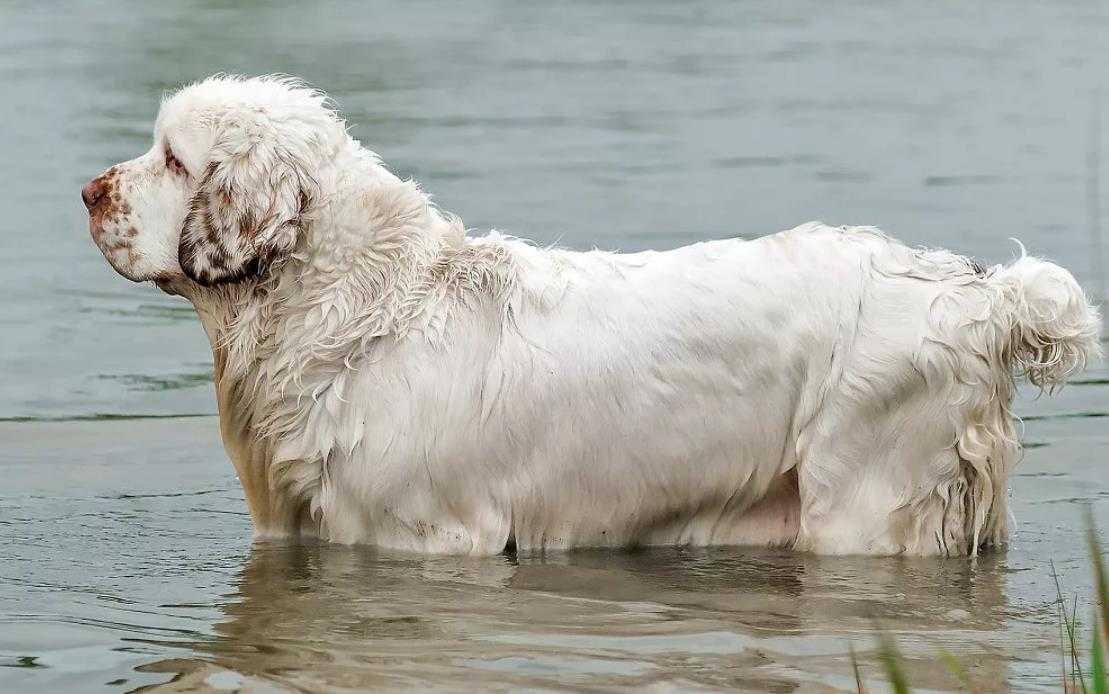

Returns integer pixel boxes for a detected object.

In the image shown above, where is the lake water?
[2,1,1108,691]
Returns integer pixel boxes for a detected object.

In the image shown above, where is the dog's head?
[83,75,345,286]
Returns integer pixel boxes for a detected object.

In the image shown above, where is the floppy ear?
[178,111,315,286]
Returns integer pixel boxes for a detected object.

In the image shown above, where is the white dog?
[84,75,1100,556]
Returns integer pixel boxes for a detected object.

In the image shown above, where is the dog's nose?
[81,177,107,211]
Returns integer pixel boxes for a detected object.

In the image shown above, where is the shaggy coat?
[84,76,1102,556]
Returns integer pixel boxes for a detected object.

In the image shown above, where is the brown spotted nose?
[81,177,108,211]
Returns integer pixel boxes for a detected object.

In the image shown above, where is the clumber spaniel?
[84,75,1101,556]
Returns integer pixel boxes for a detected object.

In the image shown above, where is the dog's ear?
[178,110,316,286]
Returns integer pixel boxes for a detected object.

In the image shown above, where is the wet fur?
[89,76,1102,556]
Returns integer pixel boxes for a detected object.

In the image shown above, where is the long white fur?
[86,75,1103,556]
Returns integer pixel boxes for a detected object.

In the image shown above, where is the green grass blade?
[876,632,911,694]
[1086,509,1108,654]
[850,642,866,694]
[1077,595,1089,690]
[1059,559,1073,689]
[1088,508,1108,692]
[1093,627,1107,694]
[938,648,973,690]
[1054,559,1087,688]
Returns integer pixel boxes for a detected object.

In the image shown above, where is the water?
[2,1,1107,691]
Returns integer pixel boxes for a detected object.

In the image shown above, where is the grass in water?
[850,643,867,693]
[1054,559,1087,688]
[875,631,911,694]
[854,512,1108,692]
[1086,508,1108,694]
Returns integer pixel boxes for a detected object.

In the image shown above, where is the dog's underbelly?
[320,426,805,554]
[321,475,801,555]
[632,468,801,549]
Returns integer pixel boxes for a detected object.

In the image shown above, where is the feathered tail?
[992,251,1102,389]
[917,246,1101,554]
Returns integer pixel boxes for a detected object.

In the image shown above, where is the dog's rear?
[795,232,1100,556]
[931,251,1100,553]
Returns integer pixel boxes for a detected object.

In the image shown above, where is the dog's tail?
[918,247,1100,554]
[989,250,1101,389]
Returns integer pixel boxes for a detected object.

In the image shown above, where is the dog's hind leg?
[793,379,982,556]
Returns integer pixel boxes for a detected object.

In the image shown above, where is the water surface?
[1,1,1107,691]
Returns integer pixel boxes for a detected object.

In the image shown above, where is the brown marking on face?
[87,168,126,241]
[85,162,147,280]
[89,169,121,215]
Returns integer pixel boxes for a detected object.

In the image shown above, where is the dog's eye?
[165,147,187,177]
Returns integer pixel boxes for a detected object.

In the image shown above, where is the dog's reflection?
[142,544,1012,691]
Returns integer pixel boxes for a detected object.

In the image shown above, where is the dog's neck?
[168,149,471,534]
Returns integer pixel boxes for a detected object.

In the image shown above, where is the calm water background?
[2,1,1108,691]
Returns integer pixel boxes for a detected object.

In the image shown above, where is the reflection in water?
[142,544,1012,691]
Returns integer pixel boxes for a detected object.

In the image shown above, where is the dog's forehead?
[156,91,222,138]
[154,94,239,168]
